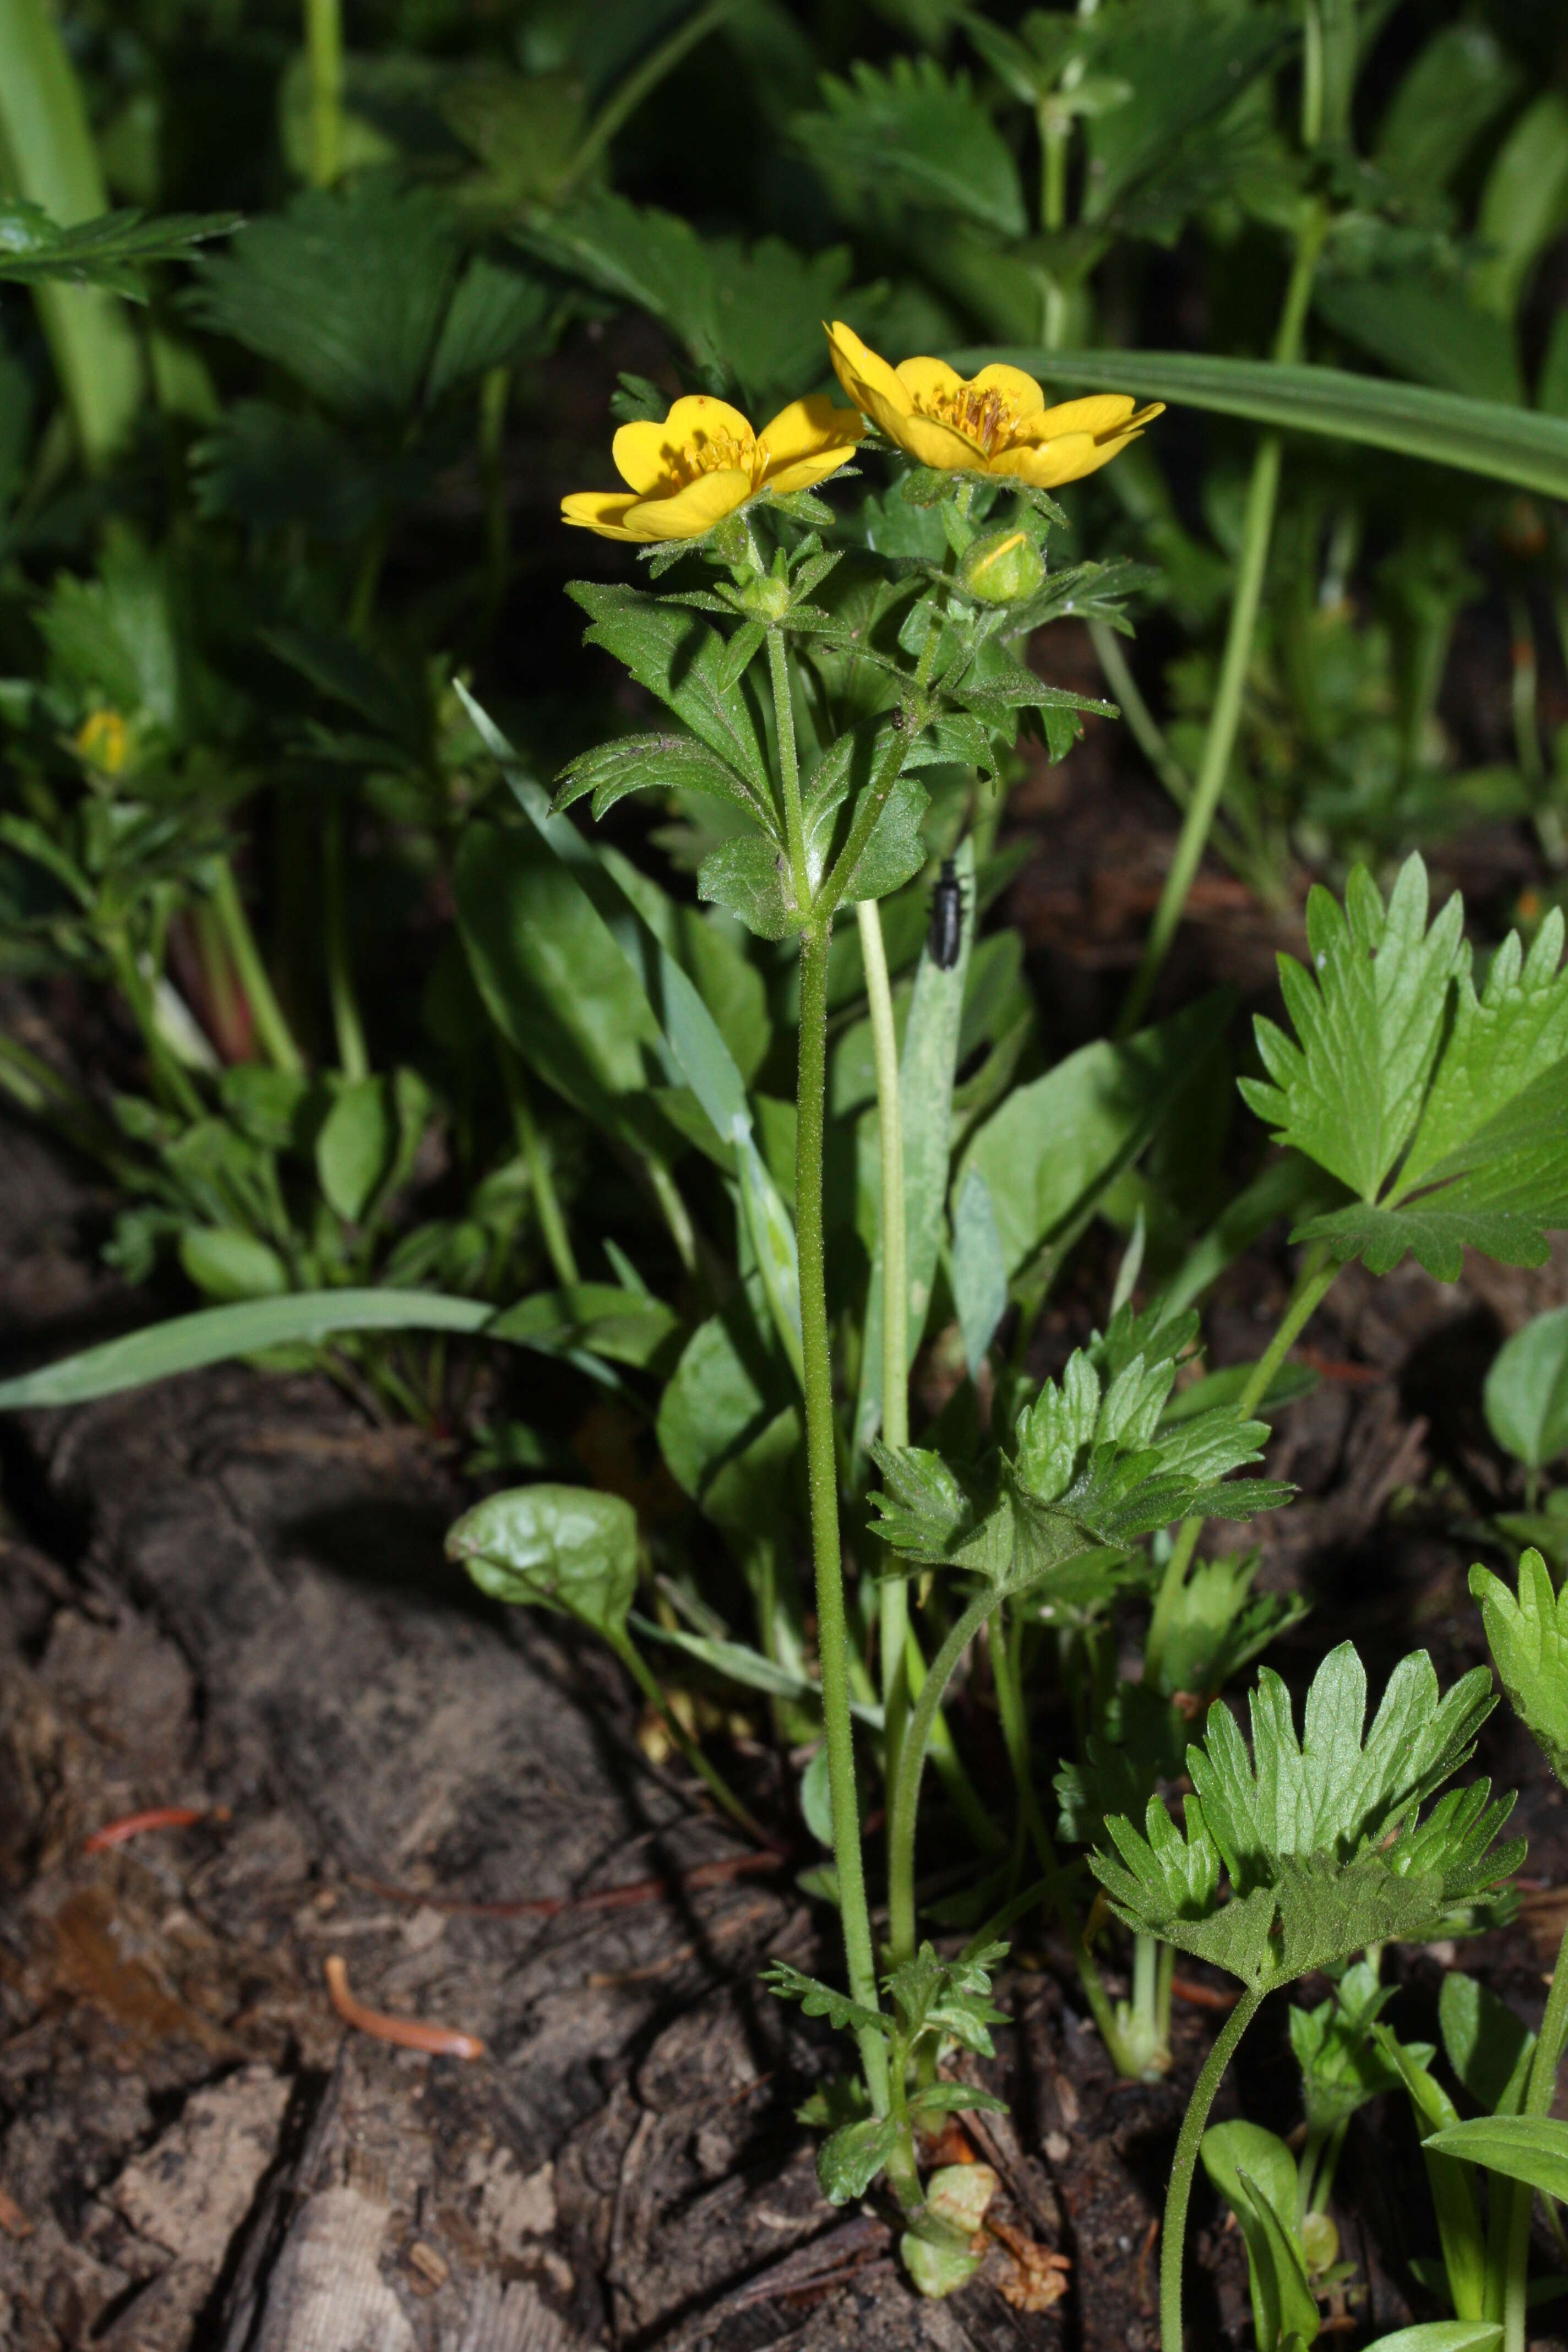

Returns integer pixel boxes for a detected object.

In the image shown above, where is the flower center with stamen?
[914,385,1017,457]
[667,431,764,489]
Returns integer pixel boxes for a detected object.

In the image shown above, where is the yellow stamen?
[916,385,1017,456]
[667,431,763,487]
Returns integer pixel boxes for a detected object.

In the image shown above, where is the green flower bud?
[739,572,793,620]
[959,526,1046,604]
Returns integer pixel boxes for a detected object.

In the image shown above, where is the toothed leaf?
[1469,1548,1568,1787]
[1240,857,1568,1276]
[1092,1643,1517,1991]
[762,1961,890,2039]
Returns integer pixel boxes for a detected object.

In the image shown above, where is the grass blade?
[0,1291,502,1408]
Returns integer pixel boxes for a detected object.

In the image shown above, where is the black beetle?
[928,857,965,971]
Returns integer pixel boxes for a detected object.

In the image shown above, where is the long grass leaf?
[955,350,1568,500]
[0,1291,493,1408]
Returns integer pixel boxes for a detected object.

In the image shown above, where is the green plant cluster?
[4,0,1568,2337]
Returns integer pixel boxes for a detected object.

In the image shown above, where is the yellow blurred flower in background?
[73,709,130,775]
[825,321,1162,488]
[562,391,863,542]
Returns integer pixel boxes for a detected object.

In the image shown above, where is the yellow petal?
[1015,393,1142,446]
[989,429,1150,487]
[966,362,1046,418]
[889,409,987,471]
[624,467,754,540]
[561,490,647,539]
[766,443,861,495]
[987,434,1102,487]
[760,393,865,467]
[612,394,756,492]
[825,320,912,421]
[893,354,969,410]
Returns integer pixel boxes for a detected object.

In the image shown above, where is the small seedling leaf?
[817,2115,900,2204]
[445,1485,638,1642]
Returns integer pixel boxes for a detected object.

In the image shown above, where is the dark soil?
[3,732,1567,2352]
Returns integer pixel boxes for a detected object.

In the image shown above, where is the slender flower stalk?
[858,896,911,1782]
[798,919,889,2110]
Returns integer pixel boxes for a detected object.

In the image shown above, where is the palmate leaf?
[0,200,238,297]
[869,1326,1288,1595]
[1092,1645,1522,1992]
[519,189,864,412]
[1079,0,1294,227]
[187,178,459,418]
[793,57,1028,239]
[1240,858,1568,1277]
[1239,858,1466,1204]
[568,583,773,812]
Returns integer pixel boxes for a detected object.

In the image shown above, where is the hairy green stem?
[304,0,344,187]
[1162,1985,1267,2352]
[857,896,911,1785]
[798,923,888,2110]
[770,631,813,920]
[1146,1251,1336,1684]
[1117,216,1324,1037]
[322,801,369,1081]
[210,856,303,1075]
[499,1041,579,1287]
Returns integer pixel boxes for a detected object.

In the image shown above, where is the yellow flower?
[74,708,130,775]
[562,391,864,542]
[825,320,1162,489]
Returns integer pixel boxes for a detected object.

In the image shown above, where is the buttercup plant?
[553,320,1154,2241]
